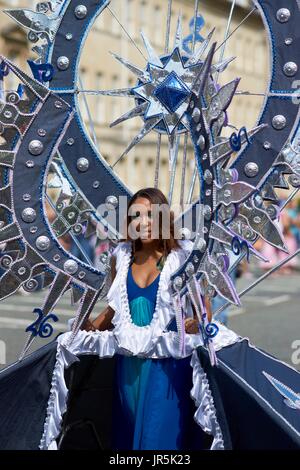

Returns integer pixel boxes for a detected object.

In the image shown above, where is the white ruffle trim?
[39,343,80,450]
[39,321,240,450]
[39,239,240,449]
[190,349,225,450]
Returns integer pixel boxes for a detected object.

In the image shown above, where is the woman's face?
[128,197,157,244]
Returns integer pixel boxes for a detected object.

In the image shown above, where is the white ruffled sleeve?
[105,241,129,311]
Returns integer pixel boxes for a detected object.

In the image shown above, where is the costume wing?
[0,0,300,364]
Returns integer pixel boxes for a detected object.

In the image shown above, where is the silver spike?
[140,30,163,67]
[112,116,162,168]
[110,52,150,82]
[110,102,148,128]
[174,13,183,50]
[186,28,216,67]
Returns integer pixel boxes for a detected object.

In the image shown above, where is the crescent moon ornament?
[1,0,300,363]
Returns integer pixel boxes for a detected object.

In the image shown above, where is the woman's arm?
[81,254,117,332]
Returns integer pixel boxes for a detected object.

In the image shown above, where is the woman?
[82,187,213,450]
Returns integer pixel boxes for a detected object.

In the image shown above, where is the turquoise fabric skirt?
[111,296,205,450]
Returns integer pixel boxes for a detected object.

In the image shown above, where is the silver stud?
[64,259,79,275]
[53,254,61,262]
[93,180,100,189]
[253,216,261,224]
[224,189,232,198]
[173,276,183,290]
[67,138,74,146]
[77,157,89,172]
[30,226,38,234]
[204,169,213,185]
[276,8,291,23]
[288,174,300,188]
[36,235,50,251]
[197,238,207,253]
[210,268,218,279]
[283,62,298,77]
[185,262,195,276]
[285,38,293,46]
[24,279,39,292]
[179,227,191,239]
[75,5,88,19]
[29,140,44,156]
[254,194,263,207]
[193,255,199,263]
[26,160,35,168]
[38,128,46,137]
[4,110,12,119]
[272,115,287,130]
[196,124,202,132]
[190,100,195,109]
[57,56,70,71]
[197,135,206,150]
[0,255,12,269]
[192,108,201,123]
[65,33,73,40]
[78,271,86,279]
[204,205,212,221]
[99,253,108,264]
[17,267,26,276]
[206,189,212,196]
[67,211,76,220]
[244,162,259,178]
[22,194,31,202]
[263,141,271,150]
[266,205,278,220]
[55,101,63,109]
[105,195,118,210]
[21,208,36,223]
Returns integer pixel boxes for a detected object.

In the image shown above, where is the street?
[0,272,299,371]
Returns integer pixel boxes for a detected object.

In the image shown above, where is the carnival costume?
[0,0,300,450]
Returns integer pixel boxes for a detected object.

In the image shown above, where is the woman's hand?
[184,318,200,334]
[80,318,97,332]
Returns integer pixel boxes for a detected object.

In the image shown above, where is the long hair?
[121,187,181,259]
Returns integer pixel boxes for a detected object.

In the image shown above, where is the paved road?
[0,272,299,371]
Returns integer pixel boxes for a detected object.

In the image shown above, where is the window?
[153,6,161,45]
[95,73,105,123]
[111,75,119,121]
[127,0,135,37]
[78,68,89,123]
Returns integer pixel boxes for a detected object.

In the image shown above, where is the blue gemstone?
[154,71,190,113]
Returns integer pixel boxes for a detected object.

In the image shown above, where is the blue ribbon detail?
[17,84,24,98]
[27,60,54,83]
[231,236,250,262]
[205,322,219,338]
[25,308,59,338]
[230,126,251,151]
[183,15,205,54]
[0,60,9,80]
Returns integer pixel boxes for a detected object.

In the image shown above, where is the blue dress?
[111,264,205,450]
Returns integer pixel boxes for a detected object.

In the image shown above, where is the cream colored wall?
[0,0,269,204]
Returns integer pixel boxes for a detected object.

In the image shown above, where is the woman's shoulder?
[109,240,131,270]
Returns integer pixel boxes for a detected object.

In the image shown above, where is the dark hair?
[121,187,181,258]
